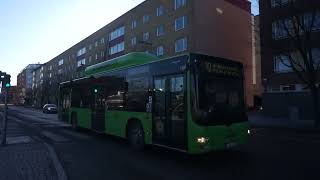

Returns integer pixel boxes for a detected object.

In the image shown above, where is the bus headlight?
[197,137,209,144]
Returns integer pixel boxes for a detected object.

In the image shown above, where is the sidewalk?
[248,112,319,133]
[0,143,58,180]
[0,113,64,180]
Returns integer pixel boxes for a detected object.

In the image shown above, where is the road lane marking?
[43,142,68,180]
[6,136,33,145]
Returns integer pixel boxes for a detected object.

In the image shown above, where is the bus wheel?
[71,113,78,130]
[128,122,145,150]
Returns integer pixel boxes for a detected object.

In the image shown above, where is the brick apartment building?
[0,86,19,105]
[260,0,320,119]
[34,0,253,107]
[17,64,41,105]
[31,65,47,108]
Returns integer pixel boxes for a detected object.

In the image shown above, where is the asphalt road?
[7,106,320,180]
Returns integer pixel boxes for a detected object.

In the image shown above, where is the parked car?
[43,104,57,114]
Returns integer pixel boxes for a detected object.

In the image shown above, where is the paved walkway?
[0,144,58,180]
[0,112,61,180]
[248,112,317,130]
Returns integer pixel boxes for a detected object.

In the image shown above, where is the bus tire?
[71,112,78,130]
[127,121,145,150]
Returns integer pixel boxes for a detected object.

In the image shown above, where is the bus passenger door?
[153,75,186,149]
[91,87,106,133]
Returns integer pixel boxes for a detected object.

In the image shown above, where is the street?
[1,106,319,180]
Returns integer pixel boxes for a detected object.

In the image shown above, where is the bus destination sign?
[202,61,242,78]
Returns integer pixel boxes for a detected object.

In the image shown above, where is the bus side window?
[127,76,149,112]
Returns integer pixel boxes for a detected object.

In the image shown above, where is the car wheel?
[128,121,145,150]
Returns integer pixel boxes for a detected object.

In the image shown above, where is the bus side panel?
[70,108,92,129]
[105,111,152,144]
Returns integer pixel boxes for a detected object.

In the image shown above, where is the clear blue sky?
[0,0,259,86]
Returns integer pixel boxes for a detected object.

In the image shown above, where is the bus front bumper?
[188,122,249,154]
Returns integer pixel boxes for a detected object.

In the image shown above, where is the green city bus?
[58,52,249,154]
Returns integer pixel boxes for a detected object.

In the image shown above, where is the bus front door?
[153,75,186,150]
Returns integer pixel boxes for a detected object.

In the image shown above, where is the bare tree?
[259,0,320,127]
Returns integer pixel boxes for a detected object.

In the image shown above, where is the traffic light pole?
[0,72,11,146]
[0,88,8,146]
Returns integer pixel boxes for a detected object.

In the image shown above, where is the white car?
[43,104,57,114]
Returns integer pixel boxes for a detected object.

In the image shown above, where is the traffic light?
[0,72,11,89]
[4,75,10,88]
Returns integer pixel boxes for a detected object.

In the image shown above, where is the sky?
[0,0,259,86]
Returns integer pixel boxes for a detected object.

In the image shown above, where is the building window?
[89,44,92,50]
[175,37,187,53]
[271,0,295,8]
[175,16,187,31]
[58,69,63,74]
[49,65,52,71]
[109,26,125,41]
[101,51,105,57]
[157,46,164,56]
[280,84,296,91]
[273,13,320,40]
[157,6,164,16]
[49,73,52,78]
[109,42,125,55]
[131,37,137,46]
[175,0,186,10]
[143,15,150,24]
[58,59,64,66]
[132,20,137,29]
[157,25,165,36]
[274,55,293,73]
[95,53,98,60]
[95,41,99,47]
[89,56,92,63]
[77,47,86,57]
[100,37,105,44]
[303,13,320,31]
[272,19,292,39]
[312,48,320,67]
[77,58,86,67]
[143,32,150,41]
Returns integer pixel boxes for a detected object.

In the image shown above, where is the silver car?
[43,104,57,114]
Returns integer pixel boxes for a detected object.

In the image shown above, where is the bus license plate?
[226,142,237,149]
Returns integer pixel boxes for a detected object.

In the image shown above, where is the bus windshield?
[192,59,247,126]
